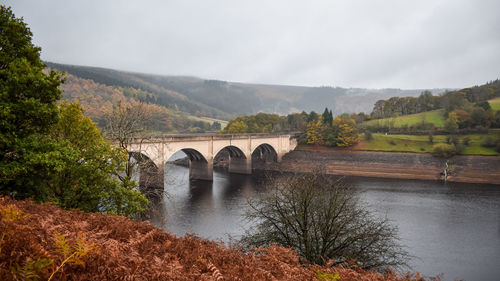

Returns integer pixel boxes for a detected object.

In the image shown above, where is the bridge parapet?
[128,133,298,142]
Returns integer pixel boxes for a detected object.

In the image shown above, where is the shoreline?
[254,148,500,185]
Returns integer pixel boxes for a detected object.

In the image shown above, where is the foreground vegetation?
[0,6,147,216]
[0,197,436,281]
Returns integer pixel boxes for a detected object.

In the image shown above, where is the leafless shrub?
[241,168,409,271]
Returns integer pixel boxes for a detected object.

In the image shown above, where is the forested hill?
[58,72,223,133]
[47,62,446,119]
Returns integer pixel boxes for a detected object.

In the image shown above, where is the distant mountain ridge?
[47,62,449,119]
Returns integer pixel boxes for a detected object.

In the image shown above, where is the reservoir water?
[149,164,500,281]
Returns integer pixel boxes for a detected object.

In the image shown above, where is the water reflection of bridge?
[128,134,297,181]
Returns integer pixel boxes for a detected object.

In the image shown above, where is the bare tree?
[103,101,165,213]
[241,168,409,270]
[104,101,151,149]
[103,101,152,180]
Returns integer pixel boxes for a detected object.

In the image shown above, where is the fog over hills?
[47,62,449,119]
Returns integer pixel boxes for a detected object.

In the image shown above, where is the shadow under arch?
[181,148,208,162]
[252,143,278,169]
[215,145,247,159]
[214,145,251,174]
[168,148,213,181]
[129,151,159,171]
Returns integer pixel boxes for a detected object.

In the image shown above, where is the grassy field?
[186,115,229,128]
[362,109,445,128]
[355,133,499,155]
[489,97,500,111]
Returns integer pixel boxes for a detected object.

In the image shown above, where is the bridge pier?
[228,156,252,174]
[189,159,213,181]
[277,153,283,162]
[139,162,164,190]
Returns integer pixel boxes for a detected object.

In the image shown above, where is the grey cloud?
[5,0,500,89]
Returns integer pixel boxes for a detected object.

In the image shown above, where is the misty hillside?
[47,62,447,119]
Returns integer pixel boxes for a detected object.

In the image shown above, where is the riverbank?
[255,146,500,185]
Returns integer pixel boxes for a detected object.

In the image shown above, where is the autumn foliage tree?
[333,116,359,146]
[306,119,323,145]
[305,111,359,147]
[224,120,249,133]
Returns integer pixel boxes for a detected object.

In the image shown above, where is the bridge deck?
[128,133,300,142]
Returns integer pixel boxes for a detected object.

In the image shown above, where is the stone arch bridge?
[127,134,297,181]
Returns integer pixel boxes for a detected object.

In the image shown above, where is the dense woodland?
[371,81,500,118]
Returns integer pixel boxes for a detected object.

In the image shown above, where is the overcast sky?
[5,0,500,89]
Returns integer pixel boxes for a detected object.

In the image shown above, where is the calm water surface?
[149,164,500,281]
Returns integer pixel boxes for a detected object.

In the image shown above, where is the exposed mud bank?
[254,148,500,185]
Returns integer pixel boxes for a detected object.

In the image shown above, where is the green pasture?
[356,133,498,155]
[362,110,445,128]
[489,97,500,111]
[186,115,228,128]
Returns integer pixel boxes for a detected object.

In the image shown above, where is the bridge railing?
[120,132,302,143]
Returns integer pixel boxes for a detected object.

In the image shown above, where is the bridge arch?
[181,148,208,162]
[252,143,278,163]
[214,145,251,174]
[213,144,247,159]
[129,151,158,170]
[167,148,212,181]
